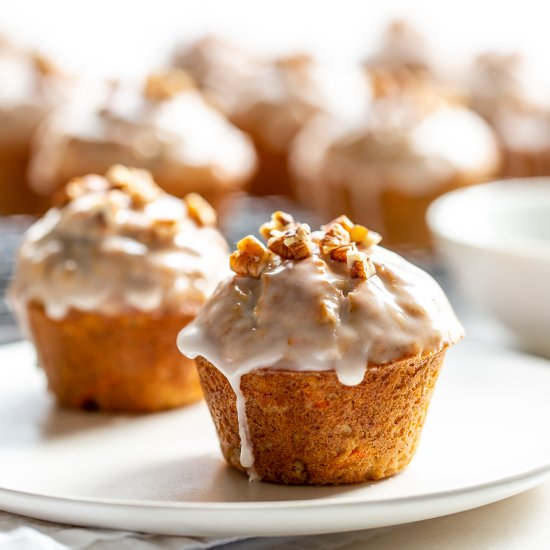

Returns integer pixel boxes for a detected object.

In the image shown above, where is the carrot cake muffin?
[178,212,464,484]
[227,53,371,197]
[10,165,229,412]
[468,52,550,177]
[28,70,256,209]
[291,91,500,250]
[173,35,261,116]
[0,38,65,214]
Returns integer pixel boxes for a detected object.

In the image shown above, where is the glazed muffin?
[10,165,229,412]
[0,38,65,214]
[178,212,463,484]
[291,91,500,250]
[468,53,550,177]
[173,35,261,116]
[226,54,371,197]
[364,20,436,97]
[29,70,256,209]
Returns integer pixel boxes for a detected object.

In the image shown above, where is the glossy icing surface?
[11,167,230,320]
[29,74,256,195]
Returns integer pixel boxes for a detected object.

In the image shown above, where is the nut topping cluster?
[230,212,381,280]
[53,165,217,243]
[105,165,161,206]
[183,193,217,227]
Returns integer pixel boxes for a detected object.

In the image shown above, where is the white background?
[1,0,550,78]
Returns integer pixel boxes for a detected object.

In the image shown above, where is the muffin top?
[11,165,229,320]
[173,35,261,115]
[468,52,526,120]
[229,53,372,153]
[468,53,550,153]
[0,37,64,145]
[292,94,500,198]
[178,212,463,386]
[29,69,257,195]
[365,20,433,76]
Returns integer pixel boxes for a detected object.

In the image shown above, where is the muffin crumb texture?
[197,351,444,484]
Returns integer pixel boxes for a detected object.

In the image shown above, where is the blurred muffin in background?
[363,20,437,98]
[365,20,432,74]
[468,53,550,177]
[175,36,371,198]
[467,52,524,123]
[10,165,229,412]
[173,35,261,116]
[291,88,500,251]
[229,53,371,197]
[0,37,67,215]
[29,69,256,209]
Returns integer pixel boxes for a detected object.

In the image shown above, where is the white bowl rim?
[427,177,550,261]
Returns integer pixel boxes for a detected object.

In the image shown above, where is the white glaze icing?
[177,222,463,471]
[291,99,500,232]
[29,79,257,196]
[10,169,230,321]
[230,56,372,152]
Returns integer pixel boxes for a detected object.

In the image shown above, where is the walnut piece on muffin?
[178,211,464,484]
[9,165,229,412]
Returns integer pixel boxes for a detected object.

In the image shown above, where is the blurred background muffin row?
[2,2,550,253]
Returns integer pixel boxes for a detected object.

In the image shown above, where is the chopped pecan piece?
[144,69,195,101]
[32,53,58,76]
[319,222,350,255]
[267,224,313,260]
[259,211,295,240]
[105,165,160,206]
[276,53,313,71]
[152,218,179,239]
[184,193,216,226]
[326,215,354,233]
[346,247,376,280]
[53,175,110,207]
[230,236,273,278]
[330,243,355,262]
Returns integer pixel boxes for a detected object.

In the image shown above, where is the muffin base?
[27,302,202,412]
[248,142,294,198]
[0,144,49,215]
[501,147,550,178]
[196,351,446,485]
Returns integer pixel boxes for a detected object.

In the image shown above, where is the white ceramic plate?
[1,340,550,537]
